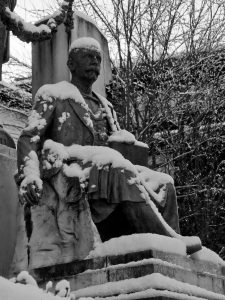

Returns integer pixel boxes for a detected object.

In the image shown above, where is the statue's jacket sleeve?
[16,93,57,184]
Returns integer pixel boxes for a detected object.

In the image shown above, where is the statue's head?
[67,37,102,85]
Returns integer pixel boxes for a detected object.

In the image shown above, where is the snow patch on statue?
[63,163,91,189]
[35,81,95,128]
[58,112,70,130]
[190,246,225,266]
[30,135,40,143]
[43,140,137,173]
[108,129,149,148]
[137,165,174,190]
[69,36,102,54]
[25,110,46,132]
[87,233,187,258]
[19,151,43,196]
[36,81,88,109]
[42,140,69,170]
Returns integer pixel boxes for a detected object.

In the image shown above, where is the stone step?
[74,293,209,300]
[123,298,207,300]
[71,273,225,300]
[61,258,225,294]
[34,249,225,286]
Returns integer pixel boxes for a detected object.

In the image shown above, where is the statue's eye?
[96,55,101,62]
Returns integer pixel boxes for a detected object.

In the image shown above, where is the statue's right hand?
[19,182,42,206]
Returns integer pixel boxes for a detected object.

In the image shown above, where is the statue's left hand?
[19,182,43,206]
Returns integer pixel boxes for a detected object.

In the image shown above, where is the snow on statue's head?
[69,37,102,55]
[67,37,102,82]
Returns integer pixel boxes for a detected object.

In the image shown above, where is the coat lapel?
[68,98,94,137]
[94,91,120,132]
[67,83,119,138]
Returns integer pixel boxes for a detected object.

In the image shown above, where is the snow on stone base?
[190,246,225,266]
[74,273,225,300]
[79,289,208,300]
[108,130,149,148]
[86,234,187,259]
[0,276,62,300]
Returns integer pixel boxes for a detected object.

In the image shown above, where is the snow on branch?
[0,0,75,43]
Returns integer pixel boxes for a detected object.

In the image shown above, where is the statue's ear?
[67,57,75,72]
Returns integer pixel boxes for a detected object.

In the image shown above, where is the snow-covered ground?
[2,271,225,300]
[0,273,73,300]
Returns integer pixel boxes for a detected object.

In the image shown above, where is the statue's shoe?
[180,235,202,255]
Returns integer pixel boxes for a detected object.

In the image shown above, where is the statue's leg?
[96,201,176,240]
[96,200,201,254]
[120,201,201,254]
[120,201,178,236]
[29,171,101,269]
[9,203,29,276]
[28,180,61,269]
[94,201,130,241]
[158,182,180,233]
[91,165,201,254]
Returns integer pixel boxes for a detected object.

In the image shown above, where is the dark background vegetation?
[107,48,225,258]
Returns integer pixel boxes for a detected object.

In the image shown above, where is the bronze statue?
[13,37,201,272]
[0,0,17,80]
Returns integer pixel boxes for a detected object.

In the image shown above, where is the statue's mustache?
[86,66,100,75]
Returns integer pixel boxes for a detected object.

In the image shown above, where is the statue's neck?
[71,77,93,96]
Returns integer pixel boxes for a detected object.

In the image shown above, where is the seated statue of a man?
[13,37,201,272]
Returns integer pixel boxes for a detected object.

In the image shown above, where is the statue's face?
[68,48,102,84]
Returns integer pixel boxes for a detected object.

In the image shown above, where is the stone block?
[35,249,225,285]
[69,259,225,294]
[33,256,107,282]
[0,147,18,277]
[35,248,225,296]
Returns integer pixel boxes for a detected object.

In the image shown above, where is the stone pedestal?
[0,145,18,277]
[33,246,225,300]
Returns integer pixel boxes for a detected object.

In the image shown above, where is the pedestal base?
[33,247,225,300]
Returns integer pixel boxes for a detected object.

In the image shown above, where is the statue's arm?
[16,93,56,203]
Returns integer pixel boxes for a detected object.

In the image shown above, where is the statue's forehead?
[72,48,102,56]
[69,37,102,53]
